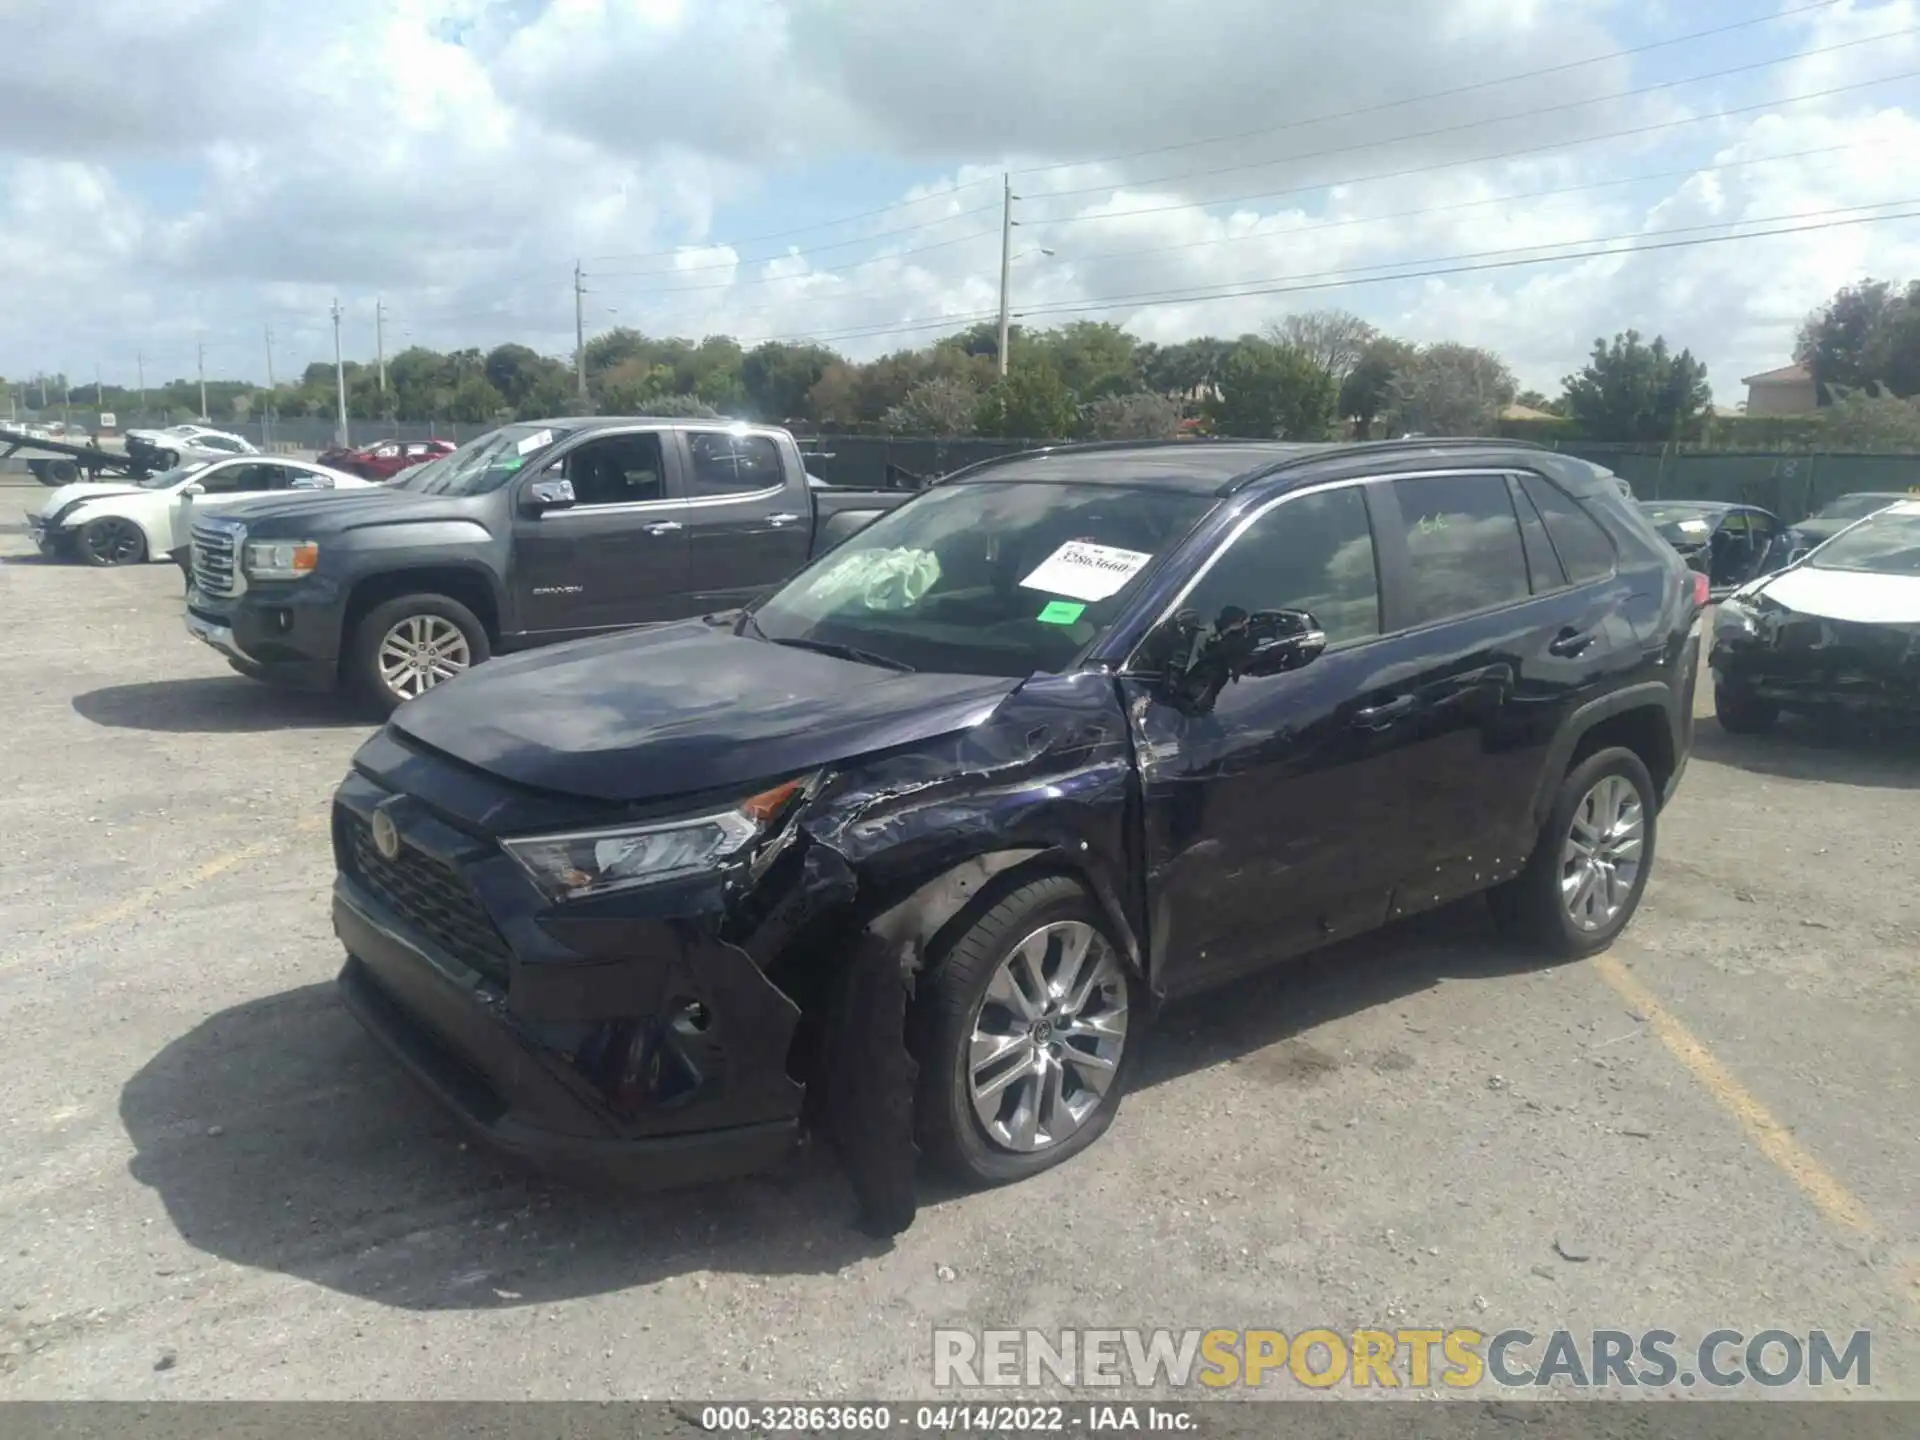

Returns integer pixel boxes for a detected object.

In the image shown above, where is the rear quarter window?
[1520,473,1618,583]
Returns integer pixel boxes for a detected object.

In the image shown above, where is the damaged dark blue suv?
[331,438,1703,1232]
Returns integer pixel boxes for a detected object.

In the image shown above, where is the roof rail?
[1217,434,1551,494]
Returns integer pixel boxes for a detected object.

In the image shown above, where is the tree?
[1794,278,1920,400]
[1141,336,1232,400]
[1080,392,1183,440]
[1338,336,1417,438]
[483,344,548,409]
[1561,330,1711,441]
[741,341,837,423]
[884,377,981,435]
[1024,321,1142,403]
[976,361,1077,439]
[1267,310,1377,383]
[1207,339,1337,440]
[1514,389,1564,415]
[1820,387,1920,449]
[1385,343,1516,436]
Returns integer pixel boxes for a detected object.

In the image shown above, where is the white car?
[123,423,258,465]
[1710,498,1920,734]
[26,455,374,568]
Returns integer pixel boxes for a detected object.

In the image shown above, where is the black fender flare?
[1528,679,1680,830]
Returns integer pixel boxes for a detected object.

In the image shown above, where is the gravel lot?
[1,473,1914,1401]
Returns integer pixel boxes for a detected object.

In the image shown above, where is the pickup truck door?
[508,428,692,637]
[673,428,813,612]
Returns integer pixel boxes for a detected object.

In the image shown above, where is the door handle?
[1548,627,1595,657]
[766,512,801,527]
[643,521,683,536]
[1352,694,1417,729]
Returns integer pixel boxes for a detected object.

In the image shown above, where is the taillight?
[1692,572,1710,609]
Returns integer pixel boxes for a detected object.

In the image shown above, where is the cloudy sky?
[4,0,1919,402]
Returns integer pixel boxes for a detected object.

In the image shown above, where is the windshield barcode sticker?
[1019,541,1153,602]
[516,429,554,455]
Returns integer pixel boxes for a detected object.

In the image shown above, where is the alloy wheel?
[84,519,145,565]
[1560,773,1645,932]
[967,920,1129,1153]
[377,615,472,701]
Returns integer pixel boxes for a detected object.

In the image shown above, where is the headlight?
[501,775,813,902]
[1715,593,1771,638]
[243,540,320,580]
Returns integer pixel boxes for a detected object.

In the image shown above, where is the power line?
[585,203,999,280]
[593,136,1897,323]
[725,200,1920,347]
[1012,0,1848,178]
[1031,66,1920,229]
[1028,26,1919,210]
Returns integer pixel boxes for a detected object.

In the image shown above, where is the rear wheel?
[346,593,490,716]
[1713,679,1778,735]
[1490,747,1656,959]
[46,459,80,485]
[77,516,148,567]
[914,876,1141,1187]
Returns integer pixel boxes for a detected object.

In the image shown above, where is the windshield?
[1808,502,1920,575]
[749,480,1213,678]
[390,424,571,496]
[1811,493,1904,522]
[137,458,215,490]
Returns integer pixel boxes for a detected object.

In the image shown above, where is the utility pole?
[331,298,350,448]
[136,350,146,415]
[574,262,590,408]
[263,324,277,449]
[375,298,388,397]
[997,173,1015,378]
[196,338,208,421]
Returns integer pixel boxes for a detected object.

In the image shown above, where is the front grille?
[341,811,512,985]
[191,521,238,597]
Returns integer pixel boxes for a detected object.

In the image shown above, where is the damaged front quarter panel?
[756,670,1146,1233]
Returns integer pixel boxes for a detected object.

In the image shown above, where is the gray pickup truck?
[184,417,910,714]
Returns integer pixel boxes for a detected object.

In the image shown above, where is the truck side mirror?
[524,476,575,512]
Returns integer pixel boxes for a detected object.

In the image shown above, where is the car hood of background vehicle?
[1751,565,1920,624]
[218,488,467,535]
[391,621,1021,802]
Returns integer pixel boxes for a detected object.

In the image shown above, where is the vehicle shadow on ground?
[73,677,371,733]
[1692,717,1920,790]
[122,901,1548,1310]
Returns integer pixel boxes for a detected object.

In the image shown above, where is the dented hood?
[1752,565,1920,625]
[389,620,1021,802]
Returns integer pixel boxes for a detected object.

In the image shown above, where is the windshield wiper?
[763,635,916,672]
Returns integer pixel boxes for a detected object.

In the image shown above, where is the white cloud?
[2,0,1918,405]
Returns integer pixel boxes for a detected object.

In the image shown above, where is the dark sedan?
[1639,501,1795,598]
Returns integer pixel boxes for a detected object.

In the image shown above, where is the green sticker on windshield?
[1037,600,1087,625]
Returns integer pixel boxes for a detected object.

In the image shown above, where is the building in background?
[1742,363,1817,416]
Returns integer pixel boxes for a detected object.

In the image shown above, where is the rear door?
[509,428,691,636]
[674,428,812,611]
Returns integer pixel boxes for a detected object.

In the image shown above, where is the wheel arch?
[340,565,503,668]
[1531,682,1681,831]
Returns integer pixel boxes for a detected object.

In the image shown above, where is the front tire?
[1714,679,1779,735]
[76,516,149,567]
[346,593,490,717]
[1489,746,1656,960]
[913,875,1141,1187]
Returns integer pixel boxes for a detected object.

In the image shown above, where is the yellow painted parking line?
[1593,950,1878,1238]
[0,812,330,975]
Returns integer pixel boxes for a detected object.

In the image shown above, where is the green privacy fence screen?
[1549,443,1920,521]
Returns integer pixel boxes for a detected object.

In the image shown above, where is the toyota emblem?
[371,807,401,862]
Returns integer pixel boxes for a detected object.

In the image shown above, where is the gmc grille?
[191,522,238,597]
[340,811,512,986]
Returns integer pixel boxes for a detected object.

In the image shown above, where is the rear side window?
[1509,476,1568,592]
[1390,473,1532,625]
[1520,474,1616,583]
[687,432,783,495]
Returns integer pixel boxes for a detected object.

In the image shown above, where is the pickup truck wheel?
[1489,746,1656,960]
[914,876,1140,1187]
[77,516,148,567]
[348,594,491,716]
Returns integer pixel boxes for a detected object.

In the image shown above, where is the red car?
[316,438,455,481]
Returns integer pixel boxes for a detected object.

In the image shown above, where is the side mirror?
[1143,606,1326,713]
[1787,547,1810,566]
[180,482,205,496]
[524,476,575,512]
[290,476,334,490]
[1239,611,1329,677]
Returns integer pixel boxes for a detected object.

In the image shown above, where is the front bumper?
[184,583,343,690]
[329,762,810,1189]
[25,514,66,557]
[1711,618,1920,721]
